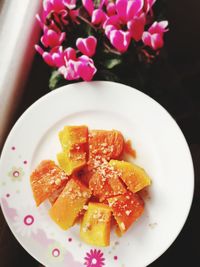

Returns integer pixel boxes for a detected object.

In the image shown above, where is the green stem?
[104,42,121,56]
[78,15,97,31]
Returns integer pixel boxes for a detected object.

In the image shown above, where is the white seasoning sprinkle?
[55,179,61,185]
[125,210,131,216]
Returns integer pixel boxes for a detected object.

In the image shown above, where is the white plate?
[0,81,194,267]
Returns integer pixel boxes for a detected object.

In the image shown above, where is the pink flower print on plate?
[8,167,24,181]
[84,249,105,267]
[13,205,40,237]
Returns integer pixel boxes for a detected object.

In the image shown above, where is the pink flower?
[115,0,144,22]
[41,27,66,47]
[127,12,146,41]
[148,20,168,35]
[103,0,146,48]
[142,20,168,50]
[59,60,80,80]
[82,0,94,16]
[91,9,107,25]
[77,55,97,81]
[63,47,77,60]
[43,0,65,16]
[76,36,97,57]
[36,0,78,32]
[35,45,64,67]
[84,249,105,267]
[143,0,156,13]
[57,47,96,81]
[105,25,131,53]
[44,0,76,12]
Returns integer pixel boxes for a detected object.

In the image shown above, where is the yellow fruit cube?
[57,125,88,175]
[108,191,144,234]
[59,125,88,151]
[80,202,111,247]
[57,150,86,175]
[109,160,151,193]
[49,178,91,230]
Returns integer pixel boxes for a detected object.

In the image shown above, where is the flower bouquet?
[35,0,168,90]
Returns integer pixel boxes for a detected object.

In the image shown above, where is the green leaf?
[49,70,64,90]
[104,58,122,69]
[85,24,93,36]
[94,0,101,8]
[96,70,120,82]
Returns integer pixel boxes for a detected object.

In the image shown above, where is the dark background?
[0,1,199,266]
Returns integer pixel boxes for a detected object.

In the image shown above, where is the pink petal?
[106,2,116,16]
[59,60,80,80]
[91,9,107,25]
[41,29,66,48]
[103,15,120,29]
[43,0,52,12]
[144,0,156,13]
[63,0,76,9]
[148,20,168,34]
[59,32,66,44]
[64,47,77,60]
[35,14,43,28]
[47,30,61,47]
[43,52,55,66]
[142,31,152,47]
[105,25,116,38]
[109,29,131,53]
[115,0,127,22]
[151,33,164,50]
[126,0,144,21]
[77,55,97,81]
[82,0,94,15]
[69,9,79,23]
[35,44,44,55]
[76,36,97,57]
[127,13,146,41]
[52,0,65,11]
[99,0,106,9]
[52,53,65,67]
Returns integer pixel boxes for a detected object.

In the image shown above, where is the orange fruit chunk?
[109,160,151,193]
[49,177,91,230]
[80,202,111,246]
[30,160,69,206]
[48,185,65,205]
[57,126,88,175]
[88,130,124,169]
[59,125,88,151]
[108,191,144,234]
[89,161,126,202]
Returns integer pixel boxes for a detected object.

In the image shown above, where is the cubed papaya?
[30,160,69,206]
[59,125,88,151]
[80,202,111,246]
[89,162,126,202]
[48,185,65,205]
[109,160,151,193]
[49,177,91,230]
[57,149,87,175]
[108,191,144,234]
[88,130,124,169]
[57,126,88,175]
